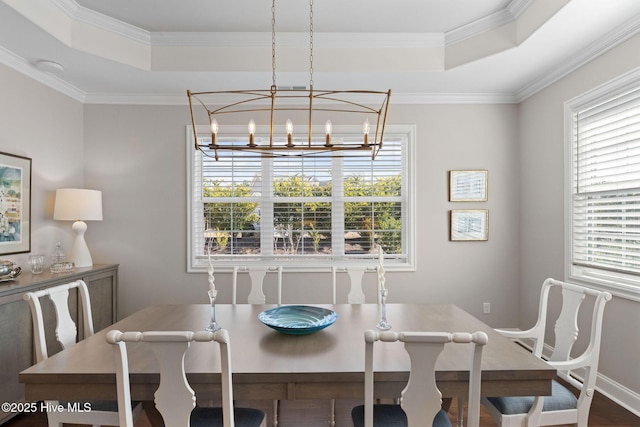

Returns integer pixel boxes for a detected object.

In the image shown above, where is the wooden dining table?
[20,303,555,408]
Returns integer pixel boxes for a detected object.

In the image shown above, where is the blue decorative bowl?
[258,305,338,335]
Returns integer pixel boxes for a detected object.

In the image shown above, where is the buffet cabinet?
[0,264,118,424]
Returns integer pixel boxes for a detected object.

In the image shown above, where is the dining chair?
[232,265,283,305]
[106,329,266,427]
[352,329,488,427]
[232,265,282,426]
[331,266,380,305]
[481,278,612,427]
[327,265,379,426]
[23,280,141,427]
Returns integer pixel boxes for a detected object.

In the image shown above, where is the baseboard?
[594,372,640,417]
[538,342,640,417]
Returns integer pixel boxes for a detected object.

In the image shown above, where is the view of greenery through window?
[197,135,405,260]
[203,174,402,256]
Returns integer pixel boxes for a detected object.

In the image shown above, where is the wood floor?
[4,391,638,427]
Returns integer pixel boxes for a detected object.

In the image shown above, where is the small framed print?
[449,170,488,202]
[0,151,31,254]
[450,210,488,241]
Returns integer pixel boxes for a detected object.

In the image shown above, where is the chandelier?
[187,0,391,161]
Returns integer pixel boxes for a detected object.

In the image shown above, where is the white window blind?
[187,125,414,271]
[571,86,640,276]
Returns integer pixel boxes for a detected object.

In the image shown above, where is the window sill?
[568,266,640,302]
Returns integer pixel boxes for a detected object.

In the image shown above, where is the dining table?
[20,303,555,420]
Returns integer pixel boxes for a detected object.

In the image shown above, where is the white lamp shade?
[53,189,103,268]
[54,189,103,221]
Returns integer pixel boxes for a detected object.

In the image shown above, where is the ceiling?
[1,0,640,104]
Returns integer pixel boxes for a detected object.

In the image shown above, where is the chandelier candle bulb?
[286,119,294,147]
[248,119,256,147]
[377,244,386,291]
[325,120,332,147]
[210,119,218,146]
[363,119,370,147]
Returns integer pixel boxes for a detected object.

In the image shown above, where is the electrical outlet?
[483,302,491,314]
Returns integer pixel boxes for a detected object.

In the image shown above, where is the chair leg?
[457,397,464,427]
[329,398,336,426]
[273,399,279,427]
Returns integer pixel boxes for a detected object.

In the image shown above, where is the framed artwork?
[450,209,488,241]
[449,170,488,202]
[0,152,31,254]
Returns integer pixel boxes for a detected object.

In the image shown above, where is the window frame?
[187,124,416,273]
[564,67,640,302]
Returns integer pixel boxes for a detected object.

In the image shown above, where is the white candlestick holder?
[206,290,222,332]
[376,289,391,330]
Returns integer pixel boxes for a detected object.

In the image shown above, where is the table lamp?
[53,188,103,267]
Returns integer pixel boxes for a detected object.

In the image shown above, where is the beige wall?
[82,102,521,327]
[0,65,84,266]
[518,33,640,408]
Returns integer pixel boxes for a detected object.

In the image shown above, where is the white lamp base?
[70,220,94,267]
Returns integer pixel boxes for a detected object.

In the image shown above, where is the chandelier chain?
[186,0,391,161]
[309,0,314,87]
[272,0,277,88]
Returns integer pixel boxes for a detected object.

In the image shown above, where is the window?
[187,125,415,271]
[566,70,640,300]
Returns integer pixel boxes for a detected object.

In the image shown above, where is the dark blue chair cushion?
[351,404,452,427]
[486,380,578,415]
[190,406,266,427]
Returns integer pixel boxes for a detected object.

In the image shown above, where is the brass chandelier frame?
[187,0,391,161]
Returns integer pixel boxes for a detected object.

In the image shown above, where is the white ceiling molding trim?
[51,0,150,44]
[445,22,517,70]
[445,0,570,69]
[83,91,518,106]
[445,5,517,46]
[507,0,536,18]
[516,13,640,102]
[393,92,518,105]
[0,45,86,102]
[445,0,533,46]
[514,0,571,44]
[3,0,151,70]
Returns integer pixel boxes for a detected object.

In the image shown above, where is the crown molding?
[52,0,150,44]
[392,92,518,104]
[0,45,86,102]
[84,92,184,105]
[507,0,535,19]
[83,91,518,106]
[446,5,515,46]
[516,12,640,102]
[4,0,638,107]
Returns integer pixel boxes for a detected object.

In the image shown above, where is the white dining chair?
[331,265,380,306]
[232,265,282,426]
[106,329,266,427]
[481,278,612,427]
[328,265,379,425]
[23,280,141,427]
[351,329,488,427]
[232,265,282,305]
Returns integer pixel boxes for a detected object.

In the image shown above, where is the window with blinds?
[570,83,640,282]
[187,125,413,271]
